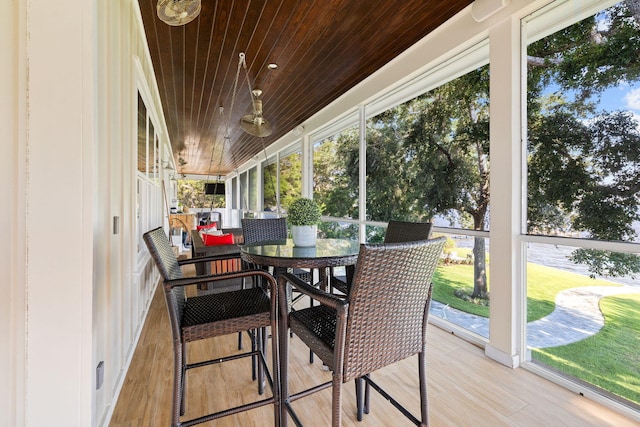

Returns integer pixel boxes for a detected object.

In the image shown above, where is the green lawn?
[533,294,640,405]
[432,260,640,406]
[433,260,618,322]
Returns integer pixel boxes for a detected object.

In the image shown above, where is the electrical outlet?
[96,361,104,390]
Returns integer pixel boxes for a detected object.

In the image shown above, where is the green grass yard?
[432,259,640,405]
[533,294,640,405]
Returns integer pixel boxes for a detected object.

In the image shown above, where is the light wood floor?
[109,280,639,427]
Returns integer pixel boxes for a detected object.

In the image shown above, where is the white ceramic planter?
[292,246,317,258]
[291,225,317,247]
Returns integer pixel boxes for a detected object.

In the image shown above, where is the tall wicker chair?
[278,237,446,427]
[241,217,316,361]
[332,220,433,295]
[241,217,289,245]
[384,220,433,243]
[143,227,280,427]
[241,217,316,289]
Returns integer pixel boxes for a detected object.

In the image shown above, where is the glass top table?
[240,238,360,295]
[239,238,360,270]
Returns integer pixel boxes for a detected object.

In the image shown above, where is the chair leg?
[251,329,257,381]
[171,343,184,426]
[355,377,365,421]
[279,311,291,426]
[418,351,429,426]
[331,371,344,427]
[238,277,251,351]
[271,325,281,427]
[364,374,370,415]
[309,294,314,364]
[257,327,266,395]
[179,343,187,416]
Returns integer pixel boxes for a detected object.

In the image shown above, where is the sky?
[603,82,640,112]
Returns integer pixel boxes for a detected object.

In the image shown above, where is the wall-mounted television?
[204,182,225,195]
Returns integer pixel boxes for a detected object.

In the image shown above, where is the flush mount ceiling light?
[157,0,201,26]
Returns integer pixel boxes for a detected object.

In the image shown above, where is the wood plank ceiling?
[138,0,473,178]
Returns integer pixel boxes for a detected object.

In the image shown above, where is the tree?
[263,162,278,211]
[527,1,640,278]
[279,152,303,209]
[321,67,491,297]
[177,180,224,209]
[365,105,423,223]
[312,131,360,239]
[311,1,640,294]
[403,67,491,298]
[313,132,359,219]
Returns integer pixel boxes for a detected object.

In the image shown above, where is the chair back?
[241,217,288,244]
[343,237,446,382]
[384,220,432,244]
[143,227,188,329]
[143,227,185,281]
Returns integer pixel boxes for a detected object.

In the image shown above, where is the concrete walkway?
[431,285,640,349]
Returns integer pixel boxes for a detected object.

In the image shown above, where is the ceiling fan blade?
[240,91,273,137]
[157,0,201,26]
[240,115,273,137]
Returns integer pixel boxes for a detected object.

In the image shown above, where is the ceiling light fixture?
[157,0,201,26]
[240,89,273,137]
[230,53,274,138]
[268,63,278,69]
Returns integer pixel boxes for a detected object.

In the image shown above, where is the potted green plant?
[287,197,322,247]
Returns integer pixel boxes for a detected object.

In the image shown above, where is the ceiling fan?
[240,89,273,137]
[157,0,201,26]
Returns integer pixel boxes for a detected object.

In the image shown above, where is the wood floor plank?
[109,281,639,427]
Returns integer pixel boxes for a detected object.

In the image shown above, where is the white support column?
[302,133,313,198]
[1,2,27,426]
[358,105,367,242]
[486,15,524,368]
[22,0,96,425]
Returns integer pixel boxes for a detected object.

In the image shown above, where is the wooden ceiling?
[138,0,473,177]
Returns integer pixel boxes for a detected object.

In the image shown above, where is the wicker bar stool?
[143,227,280,427]
[240,218,314,294]
[241,218,313,281]
[331,220,433,295]
[278,237,446,427]
[241,217,317,362]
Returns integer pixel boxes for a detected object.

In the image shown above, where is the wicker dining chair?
[384,220,433,243]
[278,237,446,427]
[143,227,280,427]
[331,220,433,295]
[241,217,315,294]
[242,217,289,245]
[241,217,316,362]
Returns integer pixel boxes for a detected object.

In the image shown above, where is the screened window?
[263,158,278,212]
[136,92,161,255]
[137,93,147,174]
[149,121,156,180]
[279,150,303,210]
[312,124,359,220]
[525,0,640,407]
[365,64,490,232]
[240,171,248,210]
[248,167,258,211]
[231,176,238,210]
